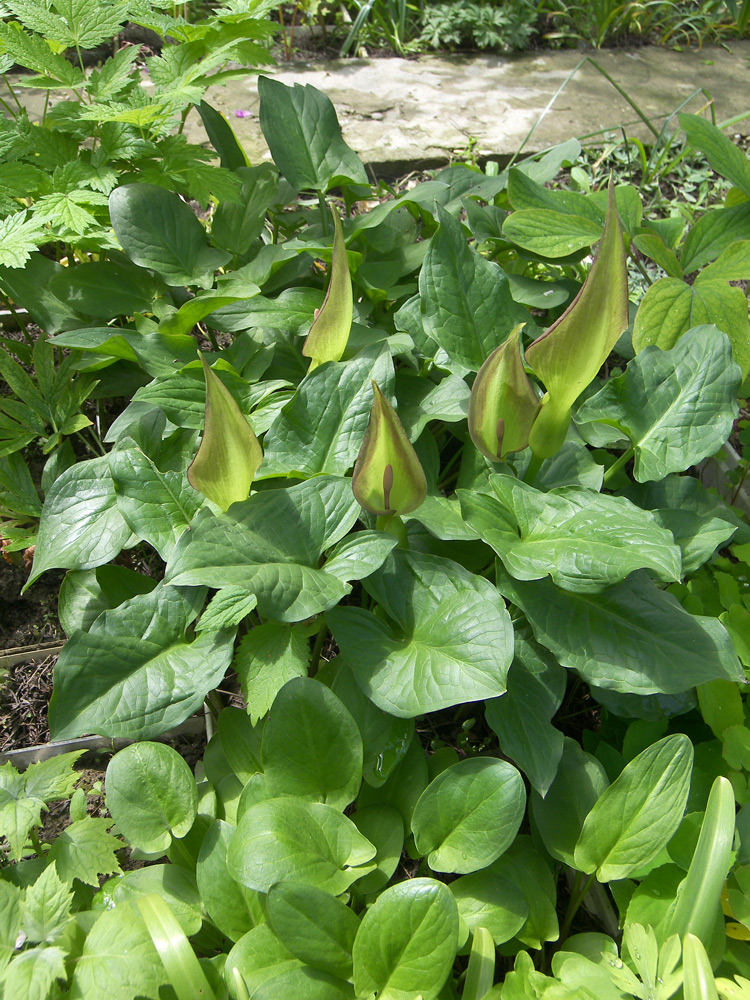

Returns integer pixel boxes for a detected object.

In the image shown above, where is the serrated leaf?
[0,752,83,861]
[197,587,258,633]
[0,211,47,268]
[234,621,309,724]
[2,945,67,1000]
[47,817,122,886]
[21,864,73,943]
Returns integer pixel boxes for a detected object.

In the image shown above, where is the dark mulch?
[0,653,56,753]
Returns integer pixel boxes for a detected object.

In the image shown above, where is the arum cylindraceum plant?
[4,58,750,994]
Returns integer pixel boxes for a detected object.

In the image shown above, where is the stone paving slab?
[195,42,750,176]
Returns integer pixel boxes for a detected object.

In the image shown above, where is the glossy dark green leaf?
[166,477,361,622]
[579,325,742,480]
[489,837,559,948]
[48,260,166,320]
[109,184,230,287]
[574,734,694,881]
[261,678,363,810]
[211,164,278,258]
[411,757,525,874]
[485,635,566,796]
[352,878,459,1000]
[109,447,200,560]
[227,797,375,894]
[459,475,681,592]
[420,205,528,374]
[261,344,393,477]
[49,584,234,740]
[328,550,513,717]
[267,882,360,979]
[350,805,404,895]
[531,738,609,866]
[257,76,367,191]
[28,455,132,587]
[497,567,743,696]
[198,100,250,171]
[106,743,197,855]
[58,564,157,635]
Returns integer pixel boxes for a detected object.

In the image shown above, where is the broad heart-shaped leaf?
[227,798,375,894]
[27,454,132,588]
[109,447,201,560]
[261,677,363,811]
[48,584,235,740]
[327,550,514,718]
[352,878,459,1000]
[577,325,741,482]
[459,475,681,593]
[261,343,394,477]
[109,184,231,288]
[450,872,529,946]
[419,205,529,374]
[497,567,743,696]
[574,734,694,882]
[484,633,566,796]
[632,278,750,376]
[106,743,197,855]
[411,757,526,874]
[531,738,609,867]
[257,76,368,191]
[165,477,362,622]
[266,882,360,980]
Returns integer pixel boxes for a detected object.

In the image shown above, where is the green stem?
[523,452,544,485]
[309,621,328,676]
[2,296,31,343]
[318,190,329,234]
[602,445,635,485]
[29,828,45,860]
[376,512,409,547]
[559,871,596,943]
[1,74,23,114]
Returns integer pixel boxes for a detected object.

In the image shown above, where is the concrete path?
[195,42,750,176]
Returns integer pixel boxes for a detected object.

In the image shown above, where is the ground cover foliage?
[2,2,750,997]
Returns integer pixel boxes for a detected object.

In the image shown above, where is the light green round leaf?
[217,707,263,784]
[490,836,559,949]
[350,805,404,895]
[352,878,459,1000]
[328,550,513,717]
[196,820,261,943]
[68,901,167,1000]
[497,567,744,696]
[227,798,375,894]
[580,325,742,480]
[109,184,231,288]
[28,455,132,587]
[102,865,202,936]
[411,757,525,873]
[267,882,360,980]
[450,871,529,945]
[459,475,682,593]
[106,742,198,855]
[225,924,303,998]
[49,584,235,740]
[574,734,694,882]
[502,209,602,256]
[531,738,609,866]
[356,732,429,828]
[262,678,363,810]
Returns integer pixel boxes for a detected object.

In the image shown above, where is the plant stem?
[559,871,596,943]
[318,191,330,234]
[2,74,23,114]
[375,512,409,547]
[29,828,45,860]
[523,452,544,485]
[309,620,328,676]
[602,445,635,484]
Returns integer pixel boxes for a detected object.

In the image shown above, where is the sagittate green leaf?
[574,734,694,881]
[459,475,682,592]
[328,550,514,717]
[497,567,744,696]
[49,584,235,740]
[187,355,263,511]
[257,76,368,191]
[577,325,741,481]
